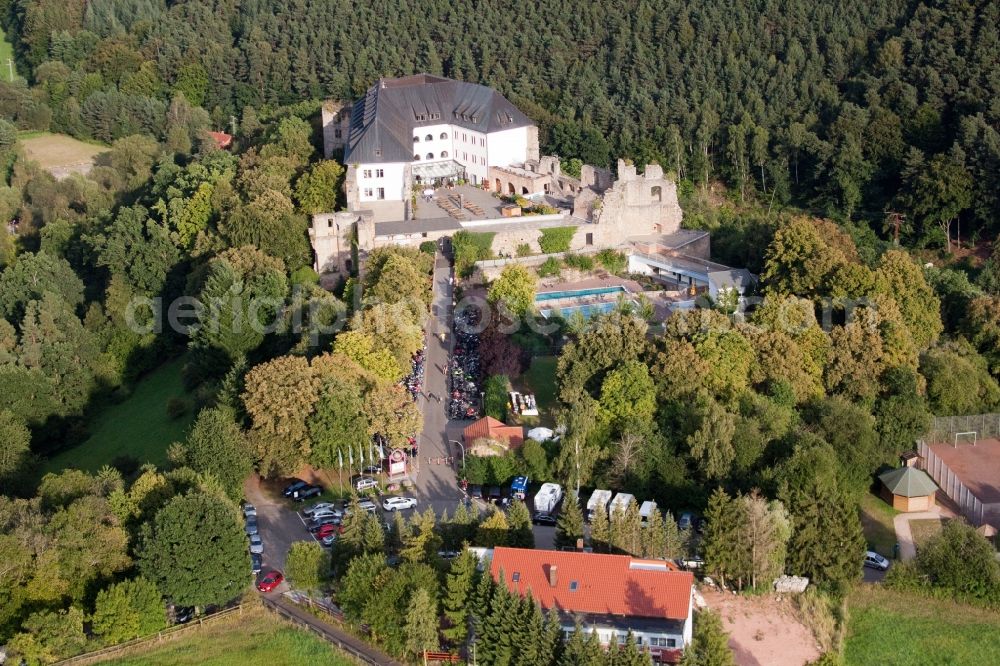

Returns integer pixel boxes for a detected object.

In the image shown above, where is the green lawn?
[0,28,17,83]
[522,355,558,414]
[98,608,356,665]
[845,585,1000,666]
[859,492,898,557]
[42,358,195,475]
[909,518,944,550]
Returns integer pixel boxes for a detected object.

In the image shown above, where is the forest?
[0,0,998,248]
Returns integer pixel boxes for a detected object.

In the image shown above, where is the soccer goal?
[954,431,978,447]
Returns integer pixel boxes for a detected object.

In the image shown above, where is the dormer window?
[425,134,433,141]
[441,151,448,158]
[413,136,420,142]
[413,154,421,160]
[426,153,434,159]
[440,132,447,139]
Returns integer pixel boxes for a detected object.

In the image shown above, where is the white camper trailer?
[639,500,658,526]
[533,483,564,514]
[608,493,636,517]
[585,489,612,522]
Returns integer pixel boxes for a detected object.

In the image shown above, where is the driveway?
[412,249,465,518]
[244,476,313,573]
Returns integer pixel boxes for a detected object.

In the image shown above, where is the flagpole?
[338,449,344,495]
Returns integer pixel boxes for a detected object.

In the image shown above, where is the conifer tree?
[618,631,653,666]
[405,588,439,659]
[516,593,546,664]
[662,510,686,560]
[361,511,385,554]
[681,610,735,666]
[540,607,564,666]
[555,496,585,550]
[702,488,743,588]
[642,508,667,558]
[442,550,477,643]
[471,567,495,640]
[590,504,610,553]
[476,509,510,547]
[507,499,535,548]
[401,508,440,563]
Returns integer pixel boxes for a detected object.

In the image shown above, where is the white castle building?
[323,74,539,220]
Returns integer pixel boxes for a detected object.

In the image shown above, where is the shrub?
[290,266,319,286]
[166,397,189,420]
[516,243,533,257]
[596,249,627,274]
[538,226,577,253]
[419,240,437,255]
[452,230,495,275]
[563,253,594,271]
[537,257,562,278]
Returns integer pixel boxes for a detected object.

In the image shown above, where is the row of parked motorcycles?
[449,306,481,420]
[401,347,426,401]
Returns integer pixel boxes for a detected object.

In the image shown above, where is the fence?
[917,439,987,526]
[259,596,386,666]
[925,413,1000,444]
[55,605,247,665]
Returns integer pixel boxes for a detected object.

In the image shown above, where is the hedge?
[538,226,576,254]
[452,230,495,274]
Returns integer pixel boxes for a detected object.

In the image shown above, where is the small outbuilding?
[879,466,938,512]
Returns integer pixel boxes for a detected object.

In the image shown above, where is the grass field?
[522,355,558,414]
[859,492,898,557]
[0,28,16,83]
[98,608,357,665]
[18,131,107,177]
[909,517,944,550]
[845,585,1000,666]
[43,358,195,475]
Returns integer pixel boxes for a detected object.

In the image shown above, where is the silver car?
[303,501,338,516]
[382,496,417,512]
[249,533,264,554]
[244,515,259,536]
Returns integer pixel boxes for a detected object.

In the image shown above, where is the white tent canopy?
[527,427,555,442]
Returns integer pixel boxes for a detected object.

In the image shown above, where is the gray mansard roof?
[345,74,534,164]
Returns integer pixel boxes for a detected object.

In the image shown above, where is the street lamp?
[449,439,466,470]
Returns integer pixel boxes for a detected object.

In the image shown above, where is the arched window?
[441,150,449,158]
[440,132,447,140]
[651,185,662,202]
[425,134,433,141]
[426,152,434,160]
[413,136,420,142]
[413,154,421,160]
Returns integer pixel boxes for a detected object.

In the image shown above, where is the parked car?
[303,501,339,516]
[251,553,263,574]
[532,512,558,526]
[320,533,337,547]
[437,550,460,560]
[488,486,502,503]
[353,476,378,492]
[309,517,342,532]
[315,523,343,540]
[469,485,483,500]
[244,515,259,535]
[382,496,418,512]
[256,570,284,593]
[864,551,890,571]
[283,479,308,497]
[680,556,704,570]
[309,507,343,520]
[249,533,264,554]
[363,464,382,475]
[174,606,195,624]
[292,485,323,501]
[678,512,694,531]
[242,503,257,518]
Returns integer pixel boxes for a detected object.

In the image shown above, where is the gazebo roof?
[879,466,938,498]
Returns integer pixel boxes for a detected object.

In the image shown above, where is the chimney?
[576,538,584,551]
[547,564,558,587]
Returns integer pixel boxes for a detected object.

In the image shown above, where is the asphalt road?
[412,249,466,518]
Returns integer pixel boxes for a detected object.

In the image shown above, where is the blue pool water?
[540,302,620,319]
[534,286,627,302]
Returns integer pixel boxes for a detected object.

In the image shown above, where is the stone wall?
[321,101,352,158]
[589,160,683,243]
[310,211,359,274]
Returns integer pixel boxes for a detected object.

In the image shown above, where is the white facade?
[487,126,531,170]
[356,162,408,203]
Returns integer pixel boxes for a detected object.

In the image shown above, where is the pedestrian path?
[893,507,942,561]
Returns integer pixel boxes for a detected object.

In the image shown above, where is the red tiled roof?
[462,416,524,448]
[208,131,233,149]
[489,547,693,621]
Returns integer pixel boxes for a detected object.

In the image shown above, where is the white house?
[336,74,538,214]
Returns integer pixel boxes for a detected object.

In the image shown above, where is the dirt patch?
[20,132,106,179]
[703,588,822,666]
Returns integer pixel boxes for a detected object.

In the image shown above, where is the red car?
[315,523,344,540]
[256,570,284,593]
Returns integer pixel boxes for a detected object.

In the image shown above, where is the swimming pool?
[539,302,621,319]
[534,285,627,302]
